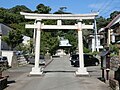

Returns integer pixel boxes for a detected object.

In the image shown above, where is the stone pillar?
[32,22,36,54]
[30,21,43,75]
[33,22,36,40]
[111,29,115,43]
[107,29,111,46]
[75,20,89,76]
[57,20,62,25]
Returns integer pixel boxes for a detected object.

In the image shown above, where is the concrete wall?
[2,51,14,66]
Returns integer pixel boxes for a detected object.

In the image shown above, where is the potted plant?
[0,64,7,78]
[0,64,8,89]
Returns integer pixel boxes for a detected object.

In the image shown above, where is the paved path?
[4,55,110,90]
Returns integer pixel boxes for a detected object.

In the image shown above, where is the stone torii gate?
[20,12,98,76]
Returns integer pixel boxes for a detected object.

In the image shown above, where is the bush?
[0,64,8,78]
[109,44,119,55]
[83,47,90,53]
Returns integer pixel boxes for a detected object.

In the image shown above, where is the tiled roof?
[0,23,11,35]
[0,23,12,50]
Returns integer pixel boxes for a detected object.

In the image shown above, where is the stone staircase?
[17,55,28,66]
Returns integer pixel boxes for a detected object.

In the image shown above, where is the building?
[101,14,120,46]
[88,14,120,53]
[55,37,72,56]
[0,23,11,50]
[0,23,15,66]
[101,14,120,87]
[88,34,103,52]
[105,14,120,45]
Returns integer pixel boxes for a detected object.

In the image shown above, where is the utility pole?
[94,18,99,52]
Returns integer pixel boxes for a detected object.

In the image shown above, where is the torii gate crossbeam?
[20,12,98,76]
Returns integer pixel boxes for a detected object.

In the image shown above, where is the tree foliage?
[41,31,59,55]
[54,7,71,14]
[0,5,31,24]
[9,5,32,14]
[35,4,51,14]
[109,44,119,55]
[96,16,109,30]
[110,11,120,20]
[2,30,23,50]
[65,30,78,52]
[96,11,120,30]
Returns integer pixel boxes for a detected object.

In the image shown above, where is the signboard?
[100,50,110,69]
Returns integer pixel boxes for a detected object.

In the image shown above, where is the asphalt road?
[4,55,110,90]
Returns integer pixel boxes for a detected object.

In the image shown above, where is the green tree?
[83,47,91,53]
[96,10,120,30]
[54,7,68,14]
[109,44,119,55]
[2,30,23,50]
[110,11,120,19]
[41,31,59,55]
[65,30,78,53]
[82,29,93,48]
[9,22,33,38]
[16,39,33,55]
[9,5,31,14]
[0,6,28,24]
[96,16,109,30]
[0,8,7,23]
[35,4,51,14]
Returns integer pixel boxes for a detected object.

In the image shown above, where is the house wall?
[2,51,14,66]
[88,35,103,52]
[92,37,95,52]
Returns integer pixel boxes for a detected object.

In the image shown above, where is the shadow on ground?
[7,80,16,84]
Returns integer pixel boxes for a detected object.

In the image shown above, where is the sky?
[0,0,120,18]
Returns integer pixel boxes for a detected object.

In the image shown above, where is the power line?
[98,0,114,13]
[97,1,107,12]
[92,0,108,13]
[91,0,113,15]
[104,9,120,18]
[90,0,102,13]
[90,0,119,18]
[94,0,101,8]
[101,7,120,16]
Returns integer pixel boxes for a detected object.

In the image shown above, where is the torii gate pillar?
[30,21,43,75]
[75,21,89,75]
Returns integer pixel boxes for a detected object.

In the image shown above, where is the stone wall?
[109,78,119,90]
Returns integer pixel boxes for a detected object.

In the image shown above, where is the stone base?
[75,67,89,76]
[29,67,43,76]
